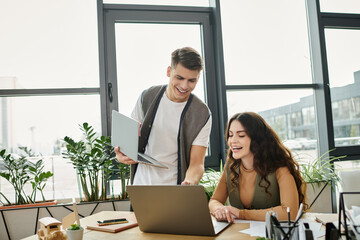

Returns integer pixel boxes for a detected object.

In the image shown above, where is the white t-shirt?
[131,92,212,185]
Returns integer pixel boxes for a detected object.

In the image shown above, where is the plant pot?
[66,227,84,240]
[306,181,332,213]
[0,200,58,210]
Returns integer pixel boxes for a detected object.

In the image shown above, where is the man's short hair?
[171,47,204,71]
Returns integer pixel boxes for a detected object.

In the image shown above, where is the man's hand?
[114,146,137,165]
[182,145,207,185]
[181,180,193,185]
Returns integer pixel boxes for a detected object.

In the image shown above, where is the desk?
[23,211,258,240]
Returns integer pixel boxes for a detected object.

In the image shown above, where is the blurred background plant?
[299,149,345,191]
[0,146,53,205]
[63,123,129,202]
[299,149,346,210]
[200,160,224,201]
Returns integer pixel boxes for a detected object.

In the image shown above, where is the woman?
[209,112,307,222]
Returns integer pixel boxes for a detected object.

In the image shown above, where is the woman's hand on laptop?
[114,146,137,165]
[213,206,236,223]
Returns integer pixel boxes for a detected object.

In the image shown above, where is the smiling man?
[115,47,212,186]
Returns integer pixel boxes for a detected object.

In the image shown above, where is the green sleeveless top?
[226,164,280,209]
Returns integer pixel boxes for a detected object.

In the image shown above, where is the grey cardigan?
[130,85,211,184]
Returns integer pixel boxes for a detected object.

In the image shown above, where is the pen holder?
[272,221,299,240]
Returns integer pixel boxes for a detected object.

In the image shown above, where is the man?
[115,47,212,186]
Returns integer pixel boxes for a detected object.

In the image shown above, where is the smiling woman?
[209,112,307,222]
[227,120,252,169]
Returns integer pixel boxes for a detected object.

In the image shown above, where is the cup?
[272,220,299,240]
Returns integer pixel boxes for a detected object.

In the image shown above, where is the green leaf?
[0,149,6,156]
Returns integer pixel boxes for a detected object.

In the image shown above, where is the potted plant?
[66,223,84,240]
[0,146,54,208]
[299,149,346,212]
[200,160,224,201]
[62,122,130,202]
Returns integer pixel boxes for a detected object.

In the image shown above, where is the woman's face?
[228,120,253,161]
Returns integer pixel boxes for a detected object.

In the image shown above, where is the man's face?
[166,63,200,103]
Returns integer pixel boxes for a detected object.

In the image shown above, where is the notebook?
[111,110,168,169]
[86,212,138,233]
[126,185,231,236]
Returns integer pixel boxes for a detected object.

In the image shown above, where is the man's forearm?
[184,164,204,184]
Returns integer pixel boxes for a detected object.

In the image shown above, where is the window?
[220,0,317,163]
[320,0,360,14]
[0,0,100,202]
[114,23,204,116]
[220,0,312,85]
[100,4,222,168]
[325,29,360,147]
[227,89,317,153]
[0,96,101,154]
[306,0,360,211]
[0,1,99,89]
[103,0,209,7]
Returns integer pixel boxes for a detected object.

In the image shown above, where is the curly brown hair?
[225,112,307,208]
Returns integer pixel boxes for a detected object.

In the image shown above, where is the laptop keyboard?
[212,219,230,234]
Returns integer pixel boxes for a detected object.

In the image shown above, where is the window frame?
[306,0,360,211]
[97,2,224,168]
[307,0,360,158]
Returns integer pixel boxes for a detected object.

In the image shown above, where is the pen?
[287,207,291,226]
[292,211,304,228]
[295,203,303,223]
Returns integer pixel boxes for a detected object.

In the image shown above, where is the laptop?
[126,185,231,236]
[111,110,168,169]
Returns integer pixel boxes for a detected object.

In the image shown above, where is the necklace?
[242,164,254,171]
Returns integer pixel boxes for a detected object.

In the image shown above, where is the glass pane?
[335,159,360,171]
[115,23,205,116]
[103,0,209,7]
[0,1,99,89]
[220,0,312,85]
[0,95,101,202]
[226,89,318,163]
[0,95,101,154]
[320,0,360,14]
[324,29,360,147]
[0,155,78,202]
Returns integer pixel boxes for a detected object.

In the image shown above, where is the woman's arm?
[209,169,241,222]
[237,167,300,221]
[209,169,228,210]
